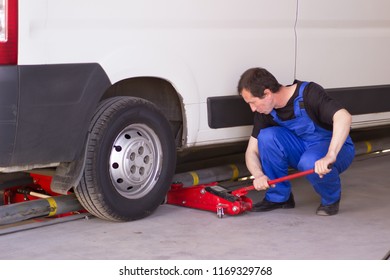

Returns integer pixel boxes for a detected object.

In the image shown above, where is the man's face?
[241,88,273,114]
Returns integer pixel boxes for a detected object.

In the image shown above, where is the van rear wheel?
[75,97,176,221]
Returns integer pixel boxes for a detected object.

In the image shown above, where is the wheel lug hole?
[112,162,119,169]
[130,152,136,161]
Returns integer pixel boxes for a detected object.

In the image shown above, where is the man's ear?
[263,88,272,97]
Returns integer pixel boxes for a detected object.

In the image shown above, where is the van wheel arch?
[102,77,184,148]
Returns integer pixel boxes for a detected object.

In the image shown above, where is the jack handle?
[232,164,332,197]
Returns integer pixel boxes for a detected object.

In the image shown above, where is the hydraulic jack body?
[167,169,315,218]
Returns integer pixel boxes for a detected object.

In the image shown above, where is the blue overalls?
[257,82,355,206]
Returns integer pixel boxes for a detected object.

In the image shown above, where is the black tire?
[75,97,176,221]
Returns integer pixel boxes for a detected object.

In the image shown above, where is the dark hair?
[237,67,281,98]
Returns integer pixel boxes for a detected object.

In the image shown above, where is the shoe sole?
[316,209,338,216]
[251,204,295,212]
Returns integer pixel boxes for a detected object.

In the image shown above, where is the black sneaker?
[316,200,340,216]
[251,193,295,212]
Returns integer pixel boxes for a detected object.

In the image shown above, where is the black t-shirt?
[251,80,344,138]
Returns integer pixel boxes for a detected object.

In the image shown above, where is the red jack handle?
[267,169,314,185]
[232,169,316,197]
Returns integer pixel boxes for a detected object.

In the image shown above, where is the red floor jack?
[167,169,315,218]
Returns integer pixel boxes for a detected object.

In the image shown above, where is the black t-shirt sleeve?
[304,82,345,130]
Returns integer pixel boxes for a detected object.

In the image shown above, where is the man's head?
[237,67,282,114]
[237,67,281,98]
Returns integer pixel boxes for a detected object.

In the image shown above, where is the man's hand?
[253,174,274,191]
[315,153,336,178]
[314,108,352,178]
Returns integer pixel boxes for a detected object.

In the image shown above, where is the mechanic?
[238,67,355,216]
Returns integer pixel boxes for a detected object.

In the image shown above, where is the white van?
[1,0,389,221]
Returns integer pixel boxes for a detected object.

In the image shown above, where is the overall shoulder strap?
[294,81,309,116]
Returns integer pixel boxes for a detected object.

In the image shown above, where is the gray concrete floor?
[0,153,389,260]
